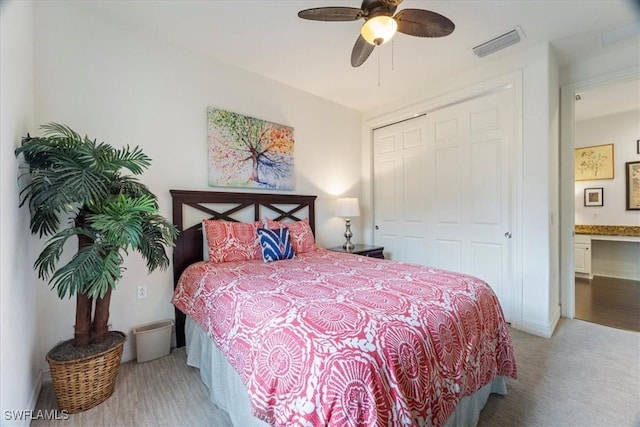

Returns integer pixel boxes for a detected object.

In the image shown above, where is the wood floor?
[575,275,640,332]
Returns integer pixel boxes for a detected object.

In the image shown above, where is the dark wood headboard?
[170,190,317,347]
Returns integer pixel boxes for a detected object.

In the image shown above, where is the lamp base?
[343,241,355,251]
[342,219,354,251]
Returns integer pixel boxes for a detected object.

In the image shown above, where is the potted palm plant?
[15,123,177,413]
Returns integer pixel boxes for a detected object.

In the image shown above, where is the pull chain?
[377,48,381,87]
[391,39,395,72]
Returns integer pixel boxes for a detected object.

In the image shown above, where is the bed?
[170,190,517,427]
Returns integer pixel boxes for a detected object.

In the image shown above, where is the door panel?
[471,242,502,286]
[470,140,501,224]
[435,147,462,224]
[373,121,427,264]
[435,239,462,272]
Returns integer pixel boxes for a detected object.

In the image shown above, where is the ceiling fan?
[298,0,455,67]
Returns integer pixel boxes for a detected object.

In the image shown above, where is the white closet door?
[373,88,514,321]
[425,89,513,320]
[372,118,428,265]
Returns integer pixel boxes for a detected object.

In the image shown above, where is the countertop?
[575,225,640,237]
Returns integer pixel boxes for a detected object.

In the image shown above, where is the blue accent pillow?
[257,228,295,262]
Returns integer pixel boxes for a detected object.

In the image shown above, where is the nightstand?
[327,244,385,259]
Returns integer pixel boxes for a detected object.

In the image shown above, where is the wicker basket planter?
[46,331,126,413]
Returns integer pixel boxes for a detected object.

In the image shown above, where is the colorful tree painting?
[208,108,295,190]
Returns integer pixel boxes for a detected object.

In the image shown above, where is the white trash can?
[133,319,174,363]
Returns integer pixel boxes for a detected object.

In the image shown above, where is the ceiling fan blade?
[298,7,363,21]
[351,35,375,67]
[394,9,455,37]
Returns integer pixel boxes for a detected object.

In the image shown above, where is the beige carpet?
[478,318,640,427]
[33,343,232,427]
[33,318,640,427]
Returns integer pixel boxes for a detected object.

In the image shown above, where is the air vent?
[600,22,640,47]
[473,28,522,58]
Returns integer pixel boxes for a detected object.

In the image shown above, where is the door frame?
[559,67,640,319]
[363,71,523,330]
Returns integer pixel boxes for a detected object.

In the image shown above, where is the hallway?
[575,276,640,332]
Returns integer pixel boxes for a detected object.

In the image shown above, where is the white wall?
[0,1,40,424]
[560,43,640,86]
[517,43,558,335]
[547,48,561,331]
[575,110,640,225]
[32,1,363,370]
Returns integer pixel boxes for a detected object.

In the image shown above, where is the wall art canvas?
[207,107,294,190]
[574,143,614,181]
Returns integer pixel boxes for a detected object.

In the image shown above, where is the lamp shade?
[335,197,360,218]
[361,15,398,46]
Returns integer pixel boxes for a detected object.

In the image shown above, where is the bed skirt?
[185,316,507,427]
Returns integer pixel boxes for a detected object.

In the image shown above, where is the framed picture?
[625,161,640,210]
[574,143,614,181]
[207,107,295,190]
[584,188,603,207]
[637,139,639,154]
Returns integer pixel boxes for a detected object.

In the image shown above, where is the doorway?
[560,70,640,331]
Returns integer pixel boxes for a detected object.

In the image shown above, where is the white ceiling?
[574,78,640,122]
[71,0,639,113]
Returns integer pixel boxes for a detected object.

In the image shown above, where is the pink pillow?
[266,218,317,254]
[203,220,262,263]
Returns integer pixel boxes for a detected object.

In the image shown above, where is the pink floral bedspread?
[173,248,517,426]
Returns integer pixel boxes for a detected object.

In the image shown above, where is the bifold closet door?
[373,88,514,321]
[372,116,428,265]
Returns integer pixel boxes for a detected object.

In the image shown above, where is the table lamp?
[335,197,360,251]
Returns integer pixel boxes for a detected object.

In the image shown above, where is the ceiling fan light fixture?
[361,15,397,46]
[298,2,455,67]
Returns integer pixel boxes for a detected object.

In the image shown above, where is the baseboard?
[40,368,52,386]
[549,305,561,336]
[26,369,44,414]
[5,369,48,427]
[592,273,640,282]
[121,340,135,363]
[519,316,557,338]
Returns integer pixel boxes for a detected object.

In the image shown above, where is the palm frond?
[110,176,155,201]
[137,216,177,271]
[34,229,75,280]
[84,250,124,299]
[109,145,152,175]
[90,142,151,175]
[49,244,124,299]
[87,194,158,249]
[49,243,102,299]
[40,122,82,141]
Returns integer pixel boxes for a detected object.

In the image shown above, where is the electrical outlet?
[137,285,147,299]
